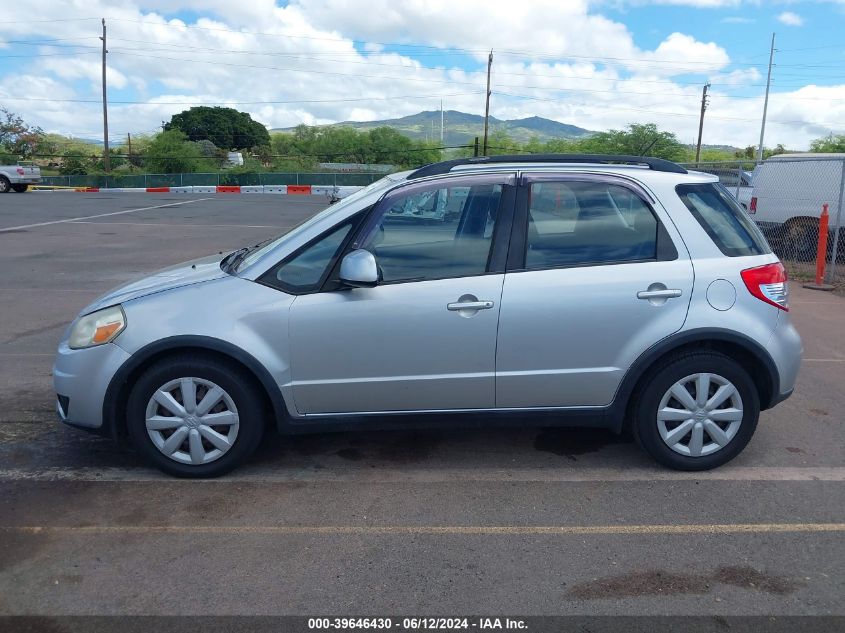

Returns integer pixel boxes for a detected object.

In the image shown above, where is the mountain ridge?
[271,110,596,146]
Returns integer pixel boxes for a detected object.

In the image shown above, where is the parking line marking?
[1,466,844,483]
[0,198,213,232]
[4,523,844,536]
[804,359,845,362]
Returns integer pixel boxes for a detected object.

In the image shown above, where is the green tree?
[0,107,43,159]
[269,131,316,170]
[269,125,440,169]
[165,106,270,150]
[735,146,757,159]
[810,134,845,153]
[698,148,736,162]
[539,138,582,154]
[578,123,688,161]
[59,152,89,175]
[115,134,155,168]
[142,130,213,173]
[88,147,127,172]
[485,129,522,155]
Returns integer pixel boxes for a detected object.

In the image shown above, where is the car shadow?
[0,421,639,475]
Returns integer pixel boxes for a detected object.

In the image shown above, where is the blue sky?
[1,0,844,149]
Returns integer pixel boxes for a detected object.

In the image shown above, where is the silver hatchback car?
[54,155,802,477]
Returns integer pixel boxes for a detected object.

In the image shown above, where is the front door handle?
[447,300,494,311]
[637,289,682,300]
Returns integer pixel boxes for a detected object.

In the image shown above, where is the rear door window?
[524,180,659,269]
[676,183,770,257]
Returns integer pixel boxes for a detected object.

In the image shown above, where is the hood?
[80,254,228,315]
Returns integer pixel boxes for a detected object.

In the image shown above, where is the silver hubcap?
[657,373,743,457]
[145,377,239,465]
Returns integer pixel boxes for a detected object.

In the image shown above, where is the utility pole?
[757,32,776,163]
[440,99,444,145]
[694,82,710,164]
[127,133,132,168]
[100,18,110,172]
[482,50,493,156]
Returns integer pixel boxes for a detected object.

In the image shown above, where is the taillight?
[749,196,757,213]
[16,168,24,175]
[741,263,788,311]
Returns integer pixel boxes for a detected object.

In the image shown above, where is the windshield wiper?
[221,238,275,274]
[221,247,250,274]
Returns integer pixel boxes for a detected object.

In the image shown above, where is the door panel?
[290,275,504,414]
[287,174,515,415]
[495,261,692,407]
[495,176,693,408]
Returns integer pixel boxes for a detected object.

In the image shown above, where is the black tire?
[126,353,266,478]
[633,352,760,471]
[11,184,28,193]
[0,176,10,193]
[786,220,818,262]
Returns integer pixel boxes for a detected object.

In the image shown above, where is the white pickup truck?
[0,162,41,193]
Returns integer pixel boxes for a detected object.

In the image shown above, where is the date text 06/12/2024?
[307,618,528,630]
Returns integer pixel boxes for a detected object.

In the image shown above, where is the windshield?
[231,174,403,273]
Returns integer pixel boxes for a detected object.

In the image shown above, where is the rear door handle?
[637,289,682,300]
[447,300,494,311]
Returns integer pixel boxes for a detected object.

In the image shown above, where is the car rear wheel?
[633,352,759,471]
[126,354,265,477]
[0,176,10,193]
[784,219,818,262]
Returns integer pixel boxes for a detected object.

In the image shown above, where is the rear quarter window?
[675,183,771,257]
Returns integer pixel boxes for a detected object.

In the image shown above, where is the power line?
[1,17,99,24]
[494,91,829,126]
[0,36,100,44]
[0,91,485,105]
[106,17,772,70]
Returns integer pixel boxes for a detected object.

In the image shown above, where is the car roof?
[407,154,688,179]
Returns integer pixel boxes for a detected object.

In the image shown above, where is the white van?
[749,153,844,260]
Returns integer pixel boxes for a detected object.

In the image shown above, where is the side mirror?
[339,249,379,288]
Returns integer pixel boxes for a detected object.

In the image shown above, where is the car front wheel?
[634,352,759,471]
[126,354,265,477]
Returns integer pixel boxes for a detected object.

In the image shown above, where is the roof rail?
[407,154,688,179]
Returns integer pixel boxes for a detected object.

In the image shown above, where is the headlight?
[69,305,126,349]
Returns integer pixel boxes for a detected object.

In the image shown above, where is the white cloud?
[0,1,839,150]
[721,16,755,24]
[777,11,804,26]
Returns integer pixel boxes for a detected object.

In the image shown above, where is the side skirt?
[278,407,614,435]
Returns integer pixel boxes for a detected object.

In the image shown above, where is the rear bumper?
[770,387,794,407]
[765,313,803,408]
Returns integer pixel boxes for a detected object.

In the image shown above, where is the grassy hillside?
[272,110,595,146]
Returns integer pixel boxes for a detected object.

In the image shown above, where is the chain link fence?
[682,157,845,291]
[39,172,384,188]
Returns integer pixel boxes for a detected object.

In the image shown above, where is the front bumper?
[53,341,131,430]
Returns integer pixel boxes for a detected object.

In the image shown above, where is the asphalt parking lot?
[0,193,843,618]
